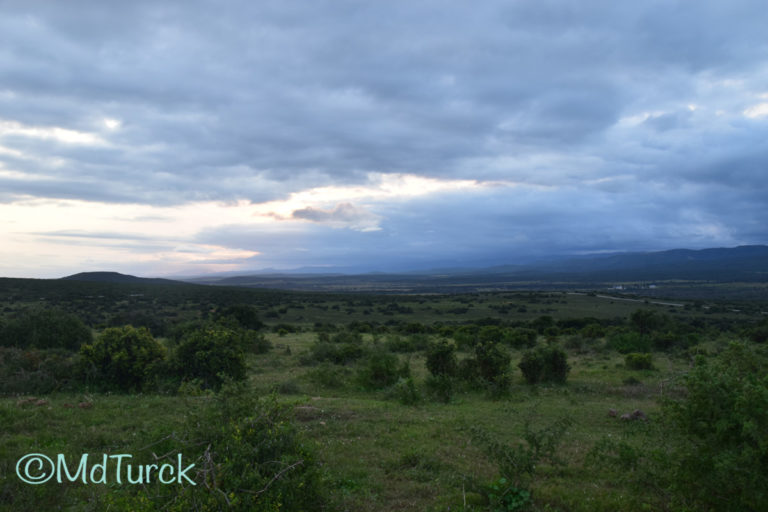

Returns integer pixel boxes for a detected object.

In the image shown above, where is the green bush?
[518,346,570,384]
[133,383,328,511]
[242,330,272,354]
[385,334,429,353]
[746,319,768,344]
[214,304,264,330]
[0,308,91,350]
[457,342,515,397]
[172,326,247,390]
[356,348,408,390]
[425,339,458,378]
[471,415,572,504]
[581,323,605,339]
[425,375,454,404]
[663,342,768,511]
[391,377,421,405]
[80,326,166,392]
[607,330,651,354]
[330,331,363,344]
[453,324,479,349]
[506,328,538,348]
[457,357,481,385]
[475,341,511,384]
[625,352,653,370]
[307,363,352,389]
[0,347,81,394]
[301,342,366,365]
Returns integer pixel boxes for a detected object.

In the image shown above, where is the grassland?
[1,280,766,511]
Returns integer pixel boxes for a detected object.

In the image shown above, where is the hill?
[61,271,186,286]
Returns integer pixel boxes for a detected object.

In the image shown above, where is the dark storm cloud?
[2,0,767,268]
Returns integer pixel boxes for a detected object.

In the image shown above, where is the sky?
[1,0,767,278]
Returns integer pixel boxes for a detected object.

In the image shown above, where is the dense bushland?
[0,308,91,350]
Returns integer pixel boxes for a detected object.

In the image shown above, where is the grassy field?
[1,281,766,511]
[2,330,700,511]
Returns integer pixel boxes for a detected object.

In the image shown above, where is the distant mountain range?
[58,245,768,294]
[179,245,768,291]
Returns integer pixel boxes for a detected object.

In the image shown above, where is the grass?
[1,282,759,510]
[1,338,680,511]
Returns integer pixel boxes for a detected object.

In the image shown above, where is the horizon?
[5,243,763,281]
[2,2,768,278]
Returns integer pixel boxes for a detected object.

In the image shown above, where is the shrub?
[507,328,537,348]
[0,347,81,394]
[146,383,327,511]
[746,320,768,344]
[425,375,454,404]
[80,326,165,392]
[625,352,653,370]
[356,348,408,390]
[242,330,272,354]
[581,323,605,339]
[519,346,570,384]
[391,377,421,405]
[607,330,651,353]
[301,342,365,365]
[330,331,363,344]
[173,326,247,390]
[663,342,768,511]
[475,341,511,384]
[630,309,664,336]
[453,325,479,349]
[214,304,264,330]
[475,341,510,380]
[0,309,91,350]
[457,357,481,385]
[471,415,572,506]
[425,339,458,378]
[307,363,351,389]
[385,334,429,353]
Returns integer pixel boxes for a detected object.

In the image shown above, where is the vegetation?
[518,346,570,384]
[80,326,165,392]
[2,277,768,510]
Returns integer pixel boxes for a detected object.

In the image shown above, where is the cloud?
[291,203,382,231]
[1,1,768,275]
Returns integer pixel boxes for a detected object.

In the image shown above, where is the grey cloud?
[1,0,767,271]
[197,181,768,271]
[1,1,764,203]
[291,203,381,230]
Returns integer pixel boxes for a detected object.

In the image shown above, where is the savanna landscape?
[3,1,768,511]
[1,273,766,511]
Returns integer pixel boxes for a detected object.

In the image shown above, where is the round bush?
[80,325,165,392]
[173,326,247,390]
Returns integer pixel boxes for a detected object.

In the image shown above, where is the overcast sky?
[1,0,767,277]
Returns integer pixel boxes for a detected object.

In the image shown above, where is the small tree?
[475,341,512,397]
[80,326,165,392]
[519,346,570,384]
[173,326,247,390]
[425,340,458,402]
[356,347,407,390]
[425,339,458,378]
